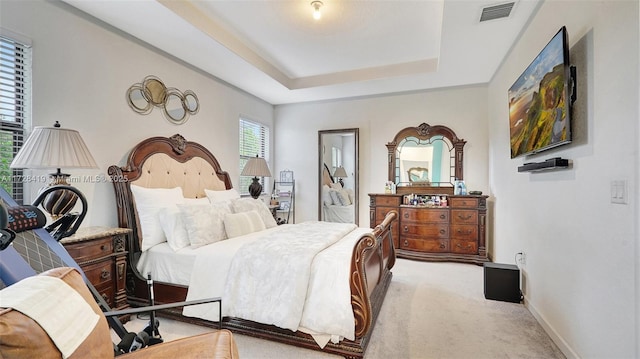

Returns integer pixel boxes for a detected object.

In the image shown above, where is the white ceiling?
[63,0,541,105]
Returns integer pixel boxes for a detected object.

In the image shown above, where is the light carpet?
[114,259,565,358]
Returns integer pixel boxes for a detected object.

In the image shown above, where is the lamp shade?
[10,125,98,170]
[241,156,271,178]
[333,166,348,178]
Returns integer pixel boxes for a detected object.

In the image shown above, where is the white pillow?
[177,202,232,248]
[328,189,340,206]
[157,206,190,251]
[224,210,266,238]
[184,197,210,205]
[336,189,351,206]
[322,185,332,206]
[130,185,183,251]
[205,188,240,203]
[345,188,355,204]
[231,198,278,228]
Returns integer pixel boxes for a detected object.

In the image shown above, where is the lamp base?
[41,173,78,219]
[248,177,263,199]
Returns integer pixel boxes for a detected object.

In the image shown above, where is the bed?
[108,134,397,358]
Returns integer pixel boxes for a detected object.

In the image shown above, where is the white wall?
[0,0,274,226]
[275,85,489,226]
[488,1,638,357]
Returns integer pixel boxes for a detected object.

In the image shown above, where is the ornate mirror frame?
[387,123,466,195]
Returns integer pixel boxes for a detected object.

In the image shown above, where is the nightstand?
[61,226,132,318]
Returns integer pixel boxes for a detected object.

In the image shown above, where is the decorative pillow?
[205,188,240,203]
[345,188,355,204]
[336,189,351,206]
[130,185,183,251]
[177,202,231,248]
[328,190,340,206]
[223,210,265,239]
[231,198,278,228]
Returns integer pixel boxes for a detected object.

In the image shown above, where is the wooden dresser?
[369,194,489,264]
[61,227,131,315]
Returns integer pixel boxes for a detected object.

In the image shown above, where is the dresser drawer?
[82,260,114,287]
[451,210,478,224]
[376,207,398,222]
[451,239,478,254]
[65,237,114,262]
[372,195,402,207]
[94,282,115,307]
[401,224,448,238]
[450,197,479,208]
[401,237,449,252]
[401,208,449,223]
[451,225,478,240]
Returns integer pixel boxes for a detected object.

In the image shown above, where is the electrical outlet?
[518,252,526,265]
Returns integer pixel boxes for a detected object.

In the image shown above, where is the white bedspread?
[183,221,365,347]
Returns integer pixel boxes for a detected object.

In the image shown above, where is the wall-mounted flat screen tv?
[509,26,572,159]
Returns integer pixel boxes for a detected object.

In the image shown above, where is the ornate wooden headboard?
[108,134,233,254]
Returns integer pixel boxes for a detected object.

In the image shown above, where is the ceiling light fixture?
[311,1,323,20]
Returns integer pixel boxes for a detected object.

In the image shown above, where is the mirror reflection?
[318,129,359,225]
[164,90,187,124]
[395,135,454,185]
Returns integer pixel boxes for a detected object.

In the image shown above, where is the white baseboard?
[524,297,580,359]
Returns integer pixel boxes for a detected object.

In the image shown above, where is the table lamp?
[241,155,271,199]
[333,166,348,187]
[10,121,98,219]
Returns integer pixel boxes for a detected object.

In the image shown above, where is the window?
[0,34,31,204]
[239,118,270,196]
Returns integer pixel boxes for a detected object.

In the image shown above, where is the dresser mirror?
[387,123,465,194]
[318,129,359,225]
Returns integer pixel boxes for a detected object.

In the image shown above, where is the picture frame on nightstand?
[280,170,294,183]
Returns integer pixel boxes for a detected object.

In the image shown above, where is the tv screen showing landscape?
[509,27,571,158]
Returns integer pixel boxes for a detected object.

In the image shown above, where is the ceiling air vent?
[479,2,515,22]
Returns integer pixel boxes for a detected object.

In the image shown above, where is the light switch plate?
[611,180,627,204]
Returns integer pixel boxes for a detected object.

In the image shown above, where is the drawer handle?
[439,229,446,235]
[457,229,473,235]
[403,213,410,218]
[403,240,408,246]
[439,214,446,220]
[456,243,473,249]
[101,269,110,280]
[100,244,107,251]
[101,293,109,302]
[439,243,445,249]
[403,226,409,232]
[457,214,472,220]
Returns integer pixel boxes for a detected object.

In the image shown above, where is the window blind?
[0,35,31,204]
[239,118,269,195]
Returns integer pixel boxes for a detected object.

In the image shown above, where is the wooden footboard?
[351,210,397,338]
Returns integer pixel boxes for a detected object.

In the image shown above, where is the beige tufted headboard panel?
[131,153,227,198]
